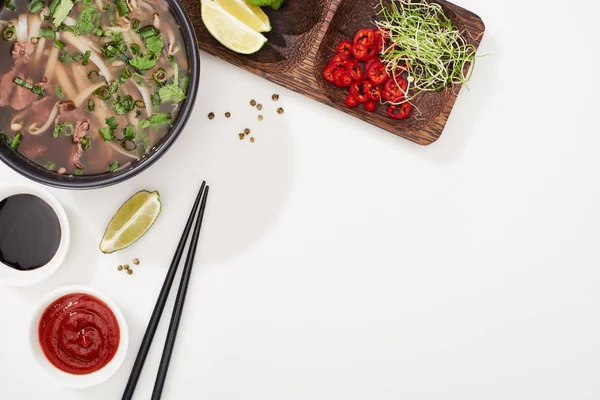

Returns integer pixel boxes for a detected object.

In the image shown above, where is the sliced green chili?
[108,80,119,94]
[30,37,39,45]
[2,26,16,41]
[131,18,140,30]
[87,98,95,111]
[62,122,74,136]
[80,136,90,150]
[152,68,167,85]
[134,99,146,109]
[88,70,100,81]
[119,68,132,83]
[94,85,111,100]
[130,43,140,56]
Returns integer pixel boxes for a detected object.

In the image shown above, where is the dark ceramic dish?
[0,0,200,190]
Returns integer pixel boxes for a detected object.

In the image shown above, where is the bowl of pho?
[0,0,199,189]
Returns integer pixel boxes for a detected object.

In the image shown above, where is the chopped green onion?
[57,25,75,33]
[108,160,119,172]
[71,53,83,61]
[28,0,45,14]
[80,136,90,150]
[54,39,65,49]
[43,15,53,22]
[82,50,91,65]
[32,85,45,96]
[149,112,171,126]
[2,26,16,41]
[130,43,141,56]
[43,161,56,171]
[108,80,119,94]
[113,0,129,16]
[48,0,60,14]
[137,25,160,39]
[121,139,137,151]
[73,168,83,176]
[134,99,145,109]
[131,18,140,30]
[53,123,63,137]
[94,85,111,100]
[87,98,95,111]
[62,122,74,136]
[101,42,118,58]
[153,68,167,85]
[14,77,33,90]
[4,0,16,11]
[30,37,40,45]
[88,70,100,81]
[55,86,65,100]
[39,27,55,39]
[10,132,22,150]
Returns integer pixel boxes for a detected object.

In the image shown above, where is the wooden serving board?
[180,0,485,145]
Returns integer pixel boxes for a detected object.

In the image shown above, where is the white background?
[2,0,600,398]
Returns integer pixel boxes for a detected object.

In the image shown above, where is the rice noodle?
[43,46,59,80]
[133,81,153,117]
[95,0,104,10]
[153,13,160,29]
[28,102,59,135]
[72,64,88,92]
[34,38,47,64]
[74,82,105,108]
[28,14,42,38]
[17,14,28,42]
[56,64,78,100]
[109,142,139,159]
[63,16,76,26]
[61,32,113,81]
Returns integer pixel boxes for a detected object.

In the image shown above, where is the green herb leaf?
[179,73,189,93]
[108,160,119,172]
[43,161,56,171]
[146,35,163,54]
[149,112,171,126]
[106,116,118,130]
[39,27,56,39]
[80,136,90,150]
[73,168,83,176]
[53,0,74,27]
[4,0,16,11]
[158,84,185,103]
[99,127,114,141]
[113,95,134,115]
[82,50,91,65]
[151,92,160,108]
[10,132,22,150]
[124,125,135,139]
[138,119,150,129]
[129,54,158,70]
[75,4,98,35]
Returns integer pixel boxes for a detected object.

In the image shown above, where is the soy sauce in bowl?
[0,194,61,271]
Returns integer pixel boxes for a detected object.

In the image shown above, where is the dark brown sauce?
[0,194,61,271]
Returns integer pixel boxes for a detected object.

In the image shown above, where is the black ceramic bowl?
[0,0,200,190]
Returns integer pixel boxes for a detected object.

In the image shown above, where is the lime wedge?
[201,0,268,54]
[99,190,162,254]
[215,0,271,32]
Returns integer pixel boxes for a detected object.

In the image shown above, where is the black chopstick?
[121,182,206,400]
[151,185,209,399]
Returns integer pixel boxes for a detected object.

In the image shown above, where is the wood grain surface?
[182,0,485,146]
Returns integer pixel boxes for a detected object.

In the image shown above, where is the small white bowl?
[29,285,129,388]
[0,184,70,286]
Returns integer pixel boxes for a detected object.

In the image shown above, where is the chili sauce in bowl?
[30,286,129,388]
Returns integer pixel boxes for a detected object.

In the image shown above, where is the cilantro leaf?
[146,35,163,54]
[108,160,119,172]
[113,95,135,115]
[129,54,158,70]
[138,119,151,129]
[158,84,186,103]
[99,127,114,141]
[53,0,75,27]
[106,116,118,130]
[75,4,98,35]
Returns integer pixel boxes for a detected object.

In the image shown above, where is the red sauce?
[38,293,120,375]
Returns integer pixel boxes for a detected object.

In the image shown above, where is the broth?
[0,0,190,175]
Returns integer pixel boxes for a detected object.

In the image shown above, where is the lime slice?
[99,190,162,254]
[201,0,268,54]
[214,0,271,32]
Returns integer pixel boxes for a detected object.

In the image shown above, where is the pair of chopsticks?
[122,182,210,400]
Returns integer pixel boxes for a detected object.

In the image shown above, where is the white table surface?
[2,0,600,398]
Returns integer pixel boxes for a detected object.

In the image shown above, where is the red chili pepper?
[336,40,353,56]
[353,28,375,48]
[322,64,338,84]
[329,53,350,69]
[345,94,359,108]
[333,69,353,87]
[349,81,368,103]
[382,76,408,102]
[345,59,364,81]
[374,30,384,52]
[364,100,377,112]
[386,102,412,119]
[367,62,388,85]
[351,42,376,61]
[363,81,382,101]
[365,58,382,73]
